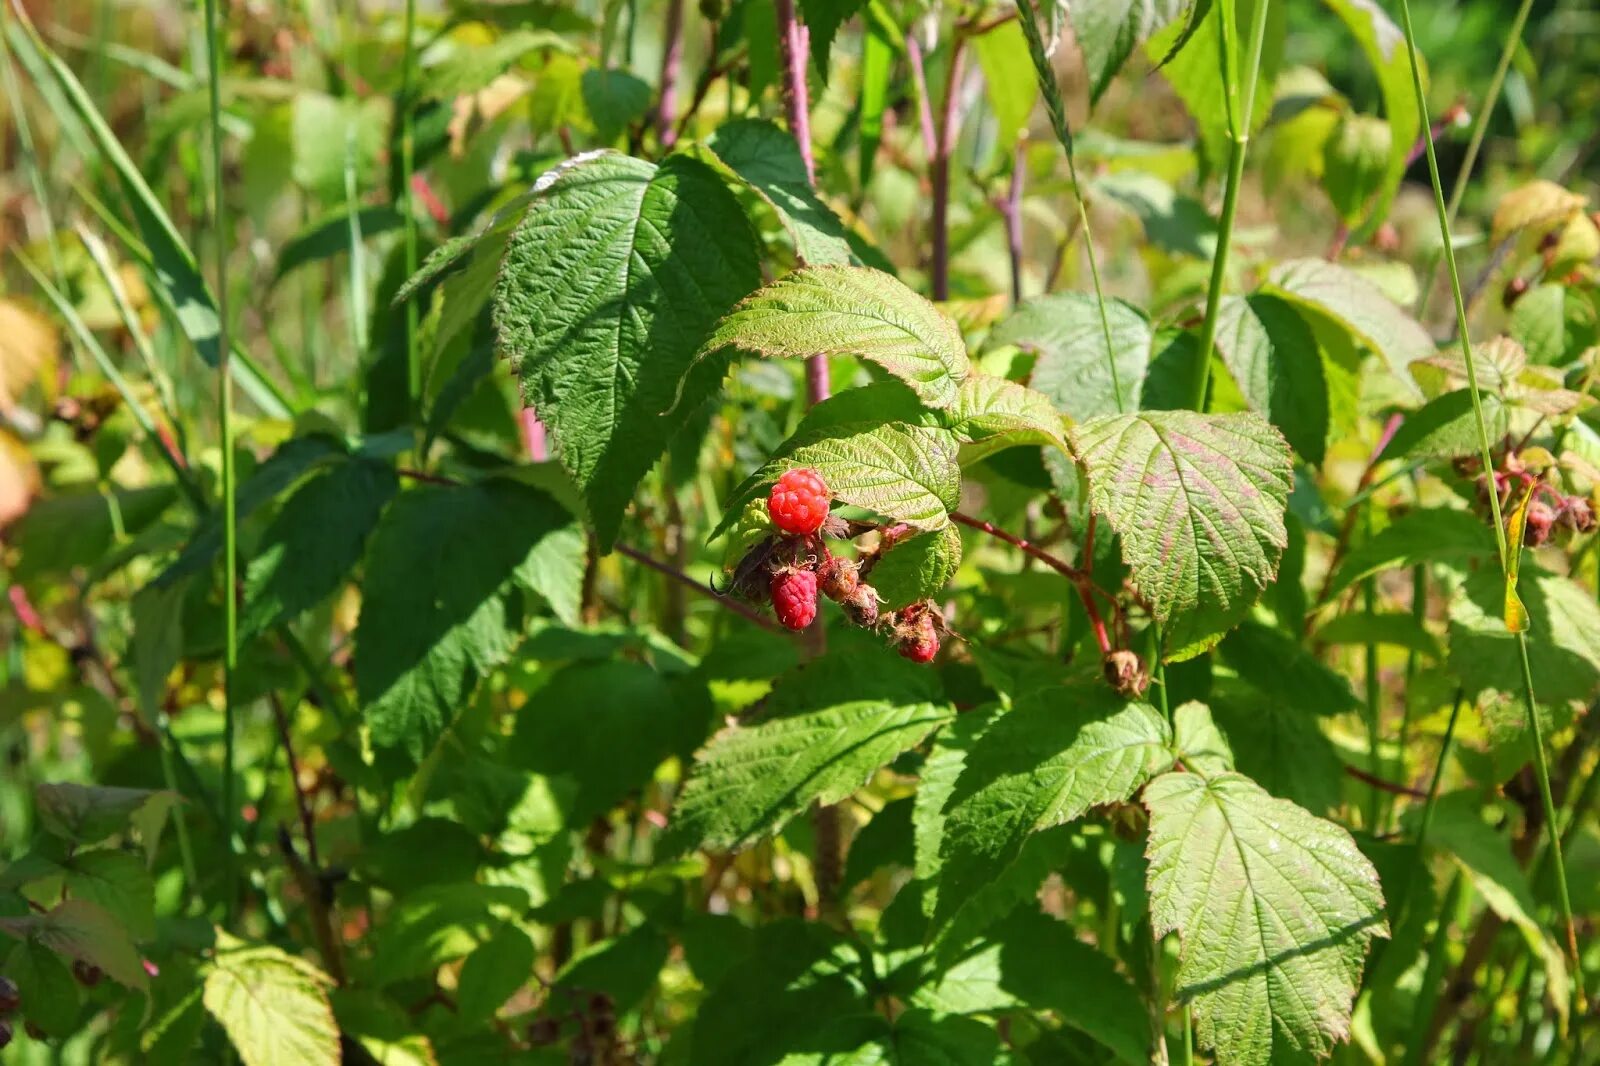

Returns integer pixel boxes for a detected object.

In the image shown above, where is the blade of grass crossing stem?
[1191,0,1272,411]
[201,0,241,928]
[77,225,184,434]
[17,19,292,418]
[400,0,420,414]
[1415,0,1536,320]
[1014,0,1124,414]
[1394,0,1582,998]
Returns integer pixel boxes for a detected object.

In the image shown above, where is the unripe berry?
[817,556,860,602]
[1103,649,1149,698]
[898,627,939,664]
[770,569,819,630]
[842,583,881,628]
[767,468,832,535]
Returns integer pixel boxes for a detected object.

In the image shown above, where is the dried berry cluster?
[1457,452,1596,547]
[722,469,948,663]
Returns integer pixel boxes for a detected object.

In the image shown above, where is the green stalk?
[399,0,420,415]
[1414,0,1536,320]
[1394,0,1581,991]
[201,0,240,927]
[1363,570,1382,830]
[0,17,64,284]
[1014,0,1125,413]
[1401,872,1468,1066]
[1190,0,1272,411]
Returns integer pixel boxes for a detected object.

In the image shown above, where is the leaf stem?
[1394,0,1581,993]
[1189,0,1272,411]
[201,0,240,928]
[1013,0,1124,413]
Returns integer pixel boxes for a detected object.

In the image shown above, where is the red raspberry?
[898,626,939,664]
[770,569,819,630]
[767,468,831,535]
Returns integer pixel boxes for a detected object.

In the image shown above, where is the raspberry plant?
[2,0,1599,1063]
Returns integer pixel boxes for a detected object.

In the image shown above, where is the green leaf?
[1264,258,1434,393]
[914,707,1002,900]
[60,850,156,943]
[1449,564,1600,706]
[1214,293,1329,464]
[5,939,81,1036]
[1072,410,1292,658]
[1072,0,1186,105]
[988,293,1151,420]
[973,20,1039,140]
[870,526,963,610]
[552,923,670,1014]
[1220,621,1358,716]
[1321,112,1392,225]
[1172,701,1234,777]
[671,634,952,850]
[203,930,339,1066]
[713,421,962,540]
[1510,283,1599,367]
[455,924,535,1024]
[933,691,1172,930]
[1325,507,1494,599]
[493,151,760,549]
[0,900,148,990]
[1491,180,1589,245]
[271,205,403,285]
[1321,0,1421,233]
[579,68,653,142]
[1144,771,1388,1066]
[356,479,584,764]
[35,783,179,855]
[1380,389,1509,462]
[704,119,852,266]
[800,0,866,77]
[291,92,389,201]
[419,28,572,99]
[512,660,707,825]
[702,266,969,408]
[10,486,177,581]
[1313,611,1441,658]
[242,458,397,638]
[1208,682,1345,815]
[1093,170,1219,259]
[944,374,1071,460]
[1153,0,1282,170]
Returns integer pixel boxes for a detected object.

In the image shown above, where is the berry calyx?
[770,569,819,631]
[0,976,18,1015]
[817,556,860,602]
[767,468,831,535]
[1560,497,1597,534]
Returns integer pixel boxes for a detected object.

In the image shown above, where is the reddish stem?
[1344,763,1427,799]
[951,511,1113,655]
[930,37,967,301]
[656,0,685,148]
[1001,140,1026,306]
[905,36,938,162]
[614,543,782,632]
[774,0,828,404]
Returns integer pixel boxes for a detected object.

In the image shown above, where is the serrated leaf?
[35,783,178,854]
[1380,389,1509,461]
[1214,293,1329,464]
[801,0,866,77]
[1491,179,1587,245]
[712,421,962,540]
[1072,411,1292,658]
[702,266,969,408]
[1208,682,1346,815]
[242,457,397,638]
[1325,507,1494,599]
[203,930,339,1066]
[1072,0,1187,105]
[0,900,148,990]
[989,292,1151,420]
[61,850,156,942]
[1322,0,1421,234]
[933,691,1172,930]
[1220,621,1358,716]
[1172,701,1233,777]
[671,636,952,850]
[1510,283,1599,367]
[356,479,584,764]
[1449,564,1600,706]
[944,373,1071,460]
[493,151,760,548]
[1144,771,1388,1066]
[4,939,80,1036]
[870,526,963,610]
[419,29,572,99]
[704,119,852,266]
[1265,258,1434,393]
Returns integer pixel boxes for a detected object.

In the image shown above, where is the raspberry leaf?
[1072,410,1292,659]
[493,151,761,550]
[0,901,148,991]
[870,525,963,609]
[1263,258,1433,395]
[988,292,1152,420]
[203,931,339,1066]
[703,119,853,266]
[700,265,970,408]
[944,373,1071,461]
[1213,293,1330,464]
[1144,770,1388,1066]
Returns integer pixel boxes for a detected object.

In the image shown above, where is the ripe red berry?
[767,468,831,535]
[898,627,939,664]
[0,976,18,1015]
[770,569,819,630]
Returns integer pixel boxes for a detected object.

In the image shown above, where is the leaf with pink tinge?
[1072,410,1292,659]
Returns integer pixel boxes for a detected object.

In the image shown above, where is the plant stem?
[1415,0,1536,320]
[613,543,782,632]
[1013,0,1124,413]
[1189,0,1272,411]
[1394,0,1581,994]
[929,37,967,301]
[773,0,827,404]
[656,0,684,147]
[399,0,419,415]
[1002,140,1026,306]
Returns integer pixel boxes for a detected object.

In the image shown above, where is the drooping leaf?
[869,526,963,610]
[704,119,852,266]
[1214,293,1329,464]
[492,151,760,548]
[989,292,1151,420]
[671,634,952,850]
[711,421,962,540]
[1491,179,1587,245]
[1321,0,1421,233]
[1321,112,1392,225]
[1144,771,1388,1066]
[1072,410,1293,659]
[579,68,652,142]
[1264,258,1434,394]
[1071,0,1186,105]
[933,690,1172,930]
[701,266,970,408]
[1325,507,1494,599]
[800,0,867,77]
[203,930,339,1066]
[356,479,584,764]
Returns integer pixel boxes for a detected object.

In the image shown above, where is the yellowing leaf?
[1504,479,1535,633]
[203,930,339,1066]
[1492,179,1587,245]
[0,298,59,414]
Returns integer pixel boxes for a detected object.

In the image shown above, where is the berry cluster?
[723,469,948,663]
[1457,452,1596,548]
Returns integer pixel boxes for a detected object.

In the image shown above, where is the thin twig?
[613,543,782,632]
[1343,763,1428,800]
[950,511,1113,655]
[930,37,967,301]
